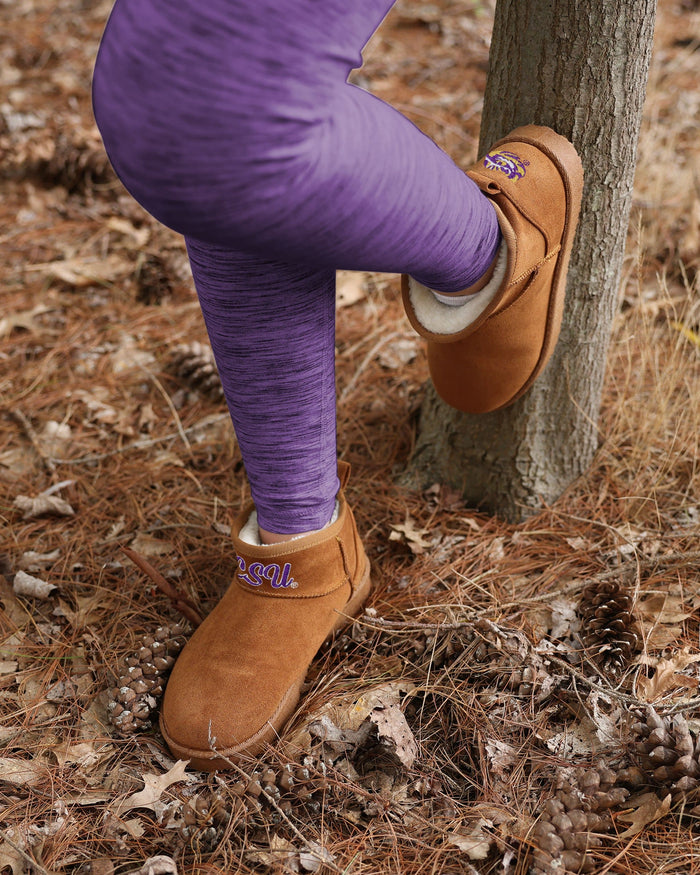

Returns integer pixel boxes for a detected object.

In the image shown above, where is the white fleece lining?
[408,240,508,335]
[239,502,340,547]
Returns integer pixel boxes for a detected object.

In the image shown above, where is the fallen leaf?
[122,818,147,839]
[110,335,156,374]
[45,678,79,702]
[544,719,600,758]
[299,842,335,873]
[0,840,25,875]
[587,690,623,744]
[123,856,178,875]
[565,536,588,551]
[38,420,72,457]
[0,757,49,787]
[0,303,52,337]
[377,336,418,369]
[485,739,517,777]
[549,596,579,639]
[0,660,19,676]
[617,791,672,838]
[113,760,191,816]
[345,680,418,730]
[448,819,494,860]
[637,592,692,624]
[247,835,298,871]
[389,516,432,555]
[637,650,700,702]
[35,254,133,287]
[85,861,114,875]
[369,704,418,769]
[18,549,61,572]
[51,740,109,769]
[130,532,176,558]
[487,536,506,562]
[13,570,57,599]
[106,216,150,247]
[336,270,366,308]
[13,493,75,520]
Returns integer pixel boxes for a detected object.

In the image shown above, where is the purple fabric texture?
[92,0,501,532]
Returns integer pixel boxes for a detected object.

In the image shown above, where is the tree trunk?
[407,0,657,522]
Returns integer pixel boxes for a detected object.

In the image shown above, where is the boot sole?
[160,558,372,769]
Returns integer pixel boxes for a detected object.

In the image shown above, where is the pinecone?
[168,341,223,400]
[631,706,700,809]
[578,580,639,675]
[181,788,243,850]
[108,623,187,734]
[531,764,630,874]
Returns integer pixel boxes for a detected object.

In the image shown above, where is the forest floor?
[1,0,700,873]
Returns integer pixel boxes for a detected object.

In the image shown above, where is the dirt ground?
[1,1,700,873]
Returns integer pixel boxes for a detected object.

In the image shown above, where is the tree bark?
[408,0,657,521]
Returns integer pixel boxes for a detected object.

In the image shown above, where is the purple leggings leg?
[93,0,501,532]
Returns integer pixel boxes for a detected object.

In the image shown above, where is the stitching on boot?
[509,245,561,287]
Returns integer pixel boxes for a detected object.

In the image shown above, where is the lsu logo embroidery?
[237,556,298,589]
[483,150,530,180]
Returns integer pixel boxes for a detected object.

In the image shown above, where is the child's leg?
[185,239,338,536]
[92,0,502,536]
[92,0,501,295]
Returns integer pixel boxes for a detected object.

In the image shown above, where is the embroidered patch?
[237,556,298,589]
[483,150,530,180]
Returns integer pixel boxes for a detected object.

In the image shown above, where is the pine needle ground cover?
[1,0,699,872]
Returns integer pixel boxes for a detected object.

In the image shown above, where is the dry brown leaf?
[448,819,494,861]
[0,303,52,337]
[485,739,518,777]
[51,741,110,769]
[130,532,176,558]
[84,861,114,875]
[123,857,178,875]
[299,843,335,873]
[113,760,191,816]
[13,493,75,520]
[35,254,133,287]
[18,549,61,572]
[637,650,700,702]
[0,660,18,676]
[369,704,418,769]
[617,791,672,838]
[336,270,367,308]
[38,421,72,456]
[13,570,57,599]
[389,516,432,554]
[377,336,418,369]
[0,757,49,787]
[0,841,25,875]
[247,835,298,871]
[106,216,151,248]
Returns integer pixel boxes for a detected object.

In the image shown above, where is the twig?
[121,545,203,627]
[144,369,193,458]
[8,407,56,475]
[0,826,52,875]
[45,413,229,465]
[208,740,343,874]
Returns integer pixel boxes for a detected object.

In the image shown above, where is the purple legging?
[92,0,501,533]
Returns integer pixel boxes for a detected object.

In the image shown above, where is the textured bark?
[408,0,657,521]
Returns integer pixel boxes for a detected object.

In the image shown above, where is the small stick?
[0,826,52,875]
[121,545,203,627]
[8,407,56,475]
[208,739,343,875]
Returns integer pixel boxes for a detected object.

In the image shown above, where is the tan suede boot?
[402,125,584,414]
[160,462,370,770]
